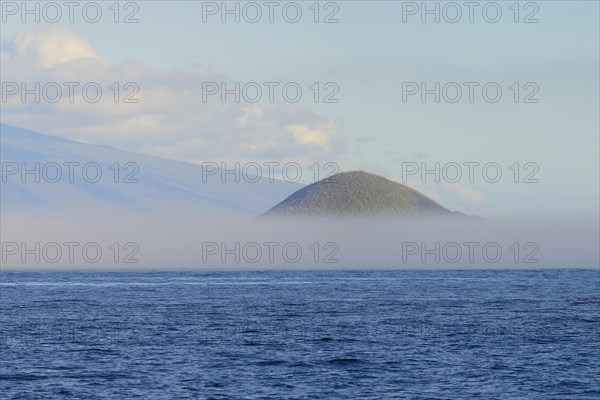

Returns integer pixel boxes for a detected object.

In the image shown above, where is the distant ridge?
[262,170,470,218]
[0,123,301,215]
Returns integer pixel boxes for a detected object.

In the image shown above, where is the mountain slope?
[0,124,301,216]
[262,171,463,218]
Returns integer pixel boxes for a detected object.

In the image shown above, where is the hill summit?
[262,170,464,218]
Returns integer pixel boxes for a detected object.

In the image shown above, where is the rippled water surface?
[1,269,599,399]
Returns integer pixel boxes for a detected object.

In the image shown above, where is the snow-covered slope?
[0,124,302,216]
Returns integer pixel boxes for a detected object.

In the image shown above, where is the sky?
[1,0,599,219]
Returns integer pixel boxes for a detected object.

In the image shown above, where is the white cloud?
[6,26,106,69]
[1,27,345,165]
[288,120,338,150]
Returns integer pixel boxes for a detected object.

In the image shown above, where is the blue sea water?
[1,269,599,399]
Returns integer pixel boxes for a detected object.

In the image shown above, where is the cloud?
[442,181,486,204]
[1,26,345,165]
[288,123,332,148]
[4,26,106,69]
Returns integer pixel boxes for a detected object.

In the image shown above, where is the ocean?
[1,269,599,399]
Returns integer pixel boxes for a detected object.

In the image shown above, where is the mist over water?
[2,212,598,270]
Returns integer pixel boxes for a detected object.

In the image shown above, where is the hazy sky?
[1,1,598,218]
